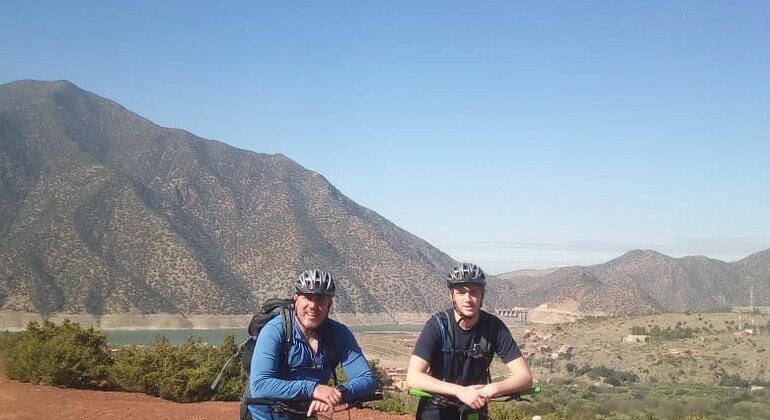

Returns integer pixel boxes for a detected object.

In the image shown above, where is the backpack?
[434,309,495,383]
[210,297,295,390]
[242,298,295,375]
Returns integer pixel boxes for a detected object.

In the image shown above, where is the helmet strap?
[450,292,481,329]
[450,295,465,321]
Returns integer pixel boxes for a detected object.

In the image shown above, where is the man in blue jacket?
[247,269,378,419]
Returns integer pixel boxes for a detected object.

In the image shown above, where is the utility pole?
[749,286,755,332]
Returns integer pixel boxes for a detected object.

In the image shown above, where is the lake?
[106,324,423,346]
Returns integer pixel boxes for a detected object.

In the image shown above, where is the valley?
[361,311,770,385]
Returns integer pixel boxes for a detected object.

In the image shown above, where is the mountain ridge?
[0,79,456,316]
[498,248,769,315]
[1,79,768,324]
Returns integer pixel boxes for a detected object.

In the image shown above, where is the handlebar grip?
[408,388,434,398]
[520,384,541,395]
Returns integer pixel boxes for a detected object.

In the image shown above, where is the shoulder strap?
[433,310,455,351]
[444,309,455,349]
[433,310,454,381]
[278,304,294,360]
[256,298,295,362]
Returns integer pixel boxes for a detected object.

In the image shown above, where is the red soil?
[0,370,410,420]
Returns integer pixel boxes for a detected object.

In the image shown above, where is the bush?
[488,400,530,420]
[110,334,392,403]
[0,321,393,404]
[0,320,113,388]
[111,335,243,402]
[561,399,607,420]
[369,391,418,414]
[718,373,749,388]
[579,364,638,386]
[368,359,392,390]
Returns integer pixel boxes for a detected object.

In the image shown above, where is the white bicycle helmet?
[446,262,486,288]
[294,269,336,296]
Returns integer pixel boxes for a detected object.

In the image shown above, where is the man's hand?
[479,383,499,399]
[456,384,489,410]
[312,384,342,408]
[306,399,331,417]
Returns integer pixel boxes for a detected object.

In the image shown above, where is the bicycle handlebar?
[246,392,384,408]
[409,385,541,400]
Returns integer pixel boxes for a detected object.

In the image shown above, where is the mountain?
[498,249,770,315]
[0,79,465,317]
[1,79,767,322]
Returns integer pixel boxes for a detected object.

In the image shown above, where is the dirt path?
[0,371,410,420]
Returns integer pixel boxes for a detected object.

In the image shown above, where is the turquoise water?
[106,328,246,346]
[106,324,422,346]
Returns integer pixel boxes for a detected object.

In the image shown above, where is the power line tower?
[749,286,756,333]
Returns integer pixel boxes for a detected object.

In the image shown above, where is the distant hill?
[1,79,767,323]
[498,249,770,315]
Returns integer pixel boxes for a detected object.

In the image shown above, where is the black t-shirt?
[412,309,522,386]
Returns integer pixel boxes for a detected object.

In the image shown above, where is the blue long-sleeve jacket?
[247,315,377,419]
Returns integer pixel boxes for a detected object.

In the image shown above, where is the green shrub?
[580,364,638,386]
[367,359,392,390]
[0,321,406,405]
[488,400,530,420]
[561,399,607,419]
[110,335,243,402]
[332,358,390,391]
[369,391,418,415]
[717,373,749,388]
[0,319,113,388]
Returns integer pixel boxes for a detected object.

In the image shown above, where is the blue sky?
[2,1,769,274]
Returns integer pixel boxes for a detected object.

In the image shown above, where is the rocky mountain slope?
[1,79,767,321]
[0,79,459,316]
[498,249,770,315]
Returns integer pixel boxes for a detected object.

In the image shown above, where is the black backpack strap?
[434,310,454,381]
[257,298,295,360]
[445,309,455,348]
[278,304,294,358]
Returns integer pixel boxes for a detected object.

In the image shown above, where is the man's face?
[294,293,332,331]
[450,284,484,318]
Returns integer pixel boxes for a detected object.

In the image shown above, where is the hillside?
[499,249,770,316]
[1,79,768,326]
[0,79,458,317]
[359,311,770,386]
